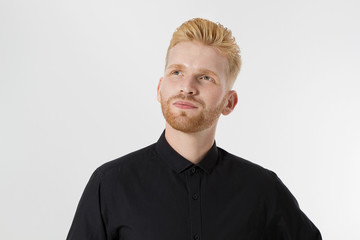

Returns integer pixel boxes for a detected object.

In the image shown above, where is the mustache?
[168,94,205,107]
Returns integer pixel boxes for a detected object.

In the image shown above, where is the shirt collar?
[155,130,219,174]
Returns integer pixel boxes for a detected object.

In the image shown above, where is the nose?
[180,76,197,95]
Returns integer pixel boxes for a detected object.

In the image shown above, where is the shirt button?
[194,234,200,240]
[192,193,199,200]
[191,167,196,174]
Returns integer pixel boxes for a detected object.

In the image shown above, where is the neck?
[164,123,217,164]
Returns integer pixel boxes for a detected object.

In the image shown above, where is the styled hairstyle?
[166,18,241,87]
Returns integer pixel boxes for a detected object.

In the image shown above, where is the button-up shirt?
[67,131,322,239]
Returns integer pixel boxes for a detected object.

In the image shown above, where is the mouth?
[173,101,198,109]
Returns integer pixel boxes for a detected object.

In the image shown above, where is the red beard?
[160,94,226,133]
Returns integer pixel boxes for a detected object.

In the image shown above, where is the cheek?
[160,82,176,98]
[158,89,172,104]
[209,91,226,105]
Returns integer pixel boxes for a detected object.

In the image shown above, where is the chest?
[101,170,268,240]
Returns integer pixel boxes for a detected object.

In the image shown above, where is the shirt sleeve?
[66,169,108,240]
[265,173,322,240]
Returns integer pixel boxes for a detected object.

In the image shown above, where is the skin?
[157,41,238,164]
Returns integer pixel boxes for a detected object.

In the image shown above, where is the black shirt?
[67,131,322,240]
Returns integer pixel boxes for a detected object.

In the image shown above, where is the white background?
[1,0,359,239]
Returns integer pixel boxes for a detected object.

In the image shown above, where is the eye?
[200,75,213,82]
[172,70,183,76]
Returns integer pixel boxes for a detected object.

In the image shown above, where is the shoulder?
[217,147,297,201]
[216,147,283,190]
[218,147,276,178]
[93,143,157,179]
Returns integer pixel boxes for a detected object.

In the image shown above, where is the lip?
[173,101,198,109]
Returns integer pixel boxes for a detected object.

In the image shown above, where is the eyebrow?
[166,64,219,79]
[166,64,185,71]
[198,68,219,79]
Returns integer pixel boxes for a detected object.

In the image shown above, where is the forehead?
[166,41,228,79]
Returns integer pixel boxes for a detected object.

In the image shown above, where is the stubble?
[160,94,226,133]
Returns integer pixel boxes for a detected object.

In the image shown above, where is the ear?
[157,77,163,103]
[222,90,238,116]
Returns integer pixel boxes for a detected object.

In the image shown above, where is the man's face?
[157,41,237,133]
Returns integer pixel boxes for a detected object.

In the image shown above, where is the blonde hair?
[166,18,241,87]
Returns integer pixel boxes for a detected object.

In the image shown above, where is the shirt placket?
[187,166,202,240]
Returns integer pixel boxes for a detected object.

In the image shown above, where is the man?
[67,18,322,240]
